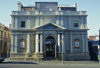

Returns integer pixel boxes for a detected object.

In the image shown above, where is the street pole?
[37,39,39,63]
[61,39,64,64]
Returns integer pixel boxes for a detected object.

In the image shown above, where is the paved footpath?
[0,62,100,68]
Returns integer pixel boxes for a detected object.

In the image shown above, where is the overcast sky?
[0,0,100,36]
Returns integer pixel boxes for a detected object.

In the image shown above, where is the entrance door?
[45,36,55,57]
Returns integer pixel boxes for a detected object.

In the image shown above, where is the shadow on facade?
[88,41,99,61]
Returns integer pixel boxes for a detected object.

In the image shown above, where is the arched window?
[74,39,80,48]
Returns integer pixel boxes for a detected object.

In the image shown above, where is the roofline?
[35,2,58,3]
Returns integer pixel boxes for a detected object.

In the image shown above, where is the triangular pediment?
[35,23,66,30]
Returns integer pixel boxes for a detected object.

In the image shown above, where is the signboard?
[74,39,80,48]
[20,39,25,48]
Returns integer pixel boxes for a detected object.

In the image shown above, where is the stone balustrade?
[12,11,87,16]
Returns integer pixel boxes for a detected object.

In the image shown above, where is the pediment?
[35,23,66,30]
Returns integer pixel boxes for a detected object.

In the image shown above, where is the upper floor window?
[21,21,25,28]
[4,32,6,38]
[1,31,3,38]
[74,20,78,27]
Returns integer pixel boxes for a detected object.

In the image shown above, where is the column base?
[57,53,62,60]
[35,53,44,60]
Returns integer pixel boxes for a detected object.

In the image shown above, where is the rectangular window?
[4,32,6,38]
[21,21,25,27]
[1,31,3,38]
[0,40,2,49]
[74,20,78,27]
[8,33,9,38]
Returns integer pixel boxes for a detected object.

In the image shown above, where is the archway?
[45,36,55,57]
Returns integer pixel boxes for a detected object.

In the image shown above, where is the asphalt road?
[0,63,100,68]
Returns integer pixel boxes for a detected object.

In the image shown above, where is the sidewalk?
[3,58,99,65]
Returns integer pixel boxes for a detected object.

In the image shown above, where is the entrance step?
[42,57,56,60]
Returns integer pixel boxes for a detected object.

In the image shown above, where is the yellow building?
[0,23,11,58]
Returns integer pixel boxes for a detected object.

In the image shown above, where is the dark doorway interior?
[45,36,55,58]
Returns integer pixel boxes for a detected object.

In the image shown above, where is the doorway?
[45,36,55,57]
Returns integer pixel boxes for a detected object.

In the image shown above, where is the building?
[10,1,90,61]
[88,35,99,41]
[0,23,11,58]
[88,40,99,61]
[88,35,99,61]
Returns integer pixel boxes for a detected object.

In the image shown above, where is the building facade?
[10,2,90,61]
[0,23,11,58]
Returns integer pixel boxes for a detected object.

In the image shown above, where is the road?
[0,63,100,68]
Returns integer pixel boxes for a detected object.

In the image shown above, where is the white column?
[85,34,89,52]
[70,32,73,53]
[62,34,65,53]
[27,17,30,29]
[40,16,43,26]
[35,34,39,53]
[35,17,39,27]
[11,34,14,53]
[58,34,61,53]
[11,17,14,29]
[14,34,17,53]
[15,17,18,29]
[27,34,30,53]
[69,17,72,29]
[40,34,43,53]
[82,34,85,52]
[56,17,59,25]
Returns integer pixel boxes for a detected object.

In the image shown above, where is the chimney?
[74,3,77,7]
[17,1,23,11]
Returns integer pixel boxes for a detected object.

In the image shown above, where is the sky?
[0,0,100,36]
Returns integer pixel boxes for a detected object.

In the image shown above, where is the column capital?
[57,32,65,34]
[35,32,43,34]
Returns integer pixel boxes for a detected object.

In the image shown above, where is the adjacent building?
[10,1,90,61]
[0,23,11,58]
[88,35,99,41]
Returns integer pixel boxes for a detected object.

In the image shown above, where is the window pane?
[21,21,25,27]
[74,20,78,27]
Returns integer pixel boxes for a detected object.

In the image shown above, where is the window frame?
[74,39,80,48]
[74,20,79,27]
[20,21,25,28]
[20,39,25,49]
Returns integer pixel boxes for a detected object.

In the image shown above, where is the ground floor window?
[0,40,2,49]
[20,39,25,48]
[74,39,80,48]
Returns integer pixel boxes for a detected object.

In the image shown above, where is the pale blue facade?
[10,1,90,61]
